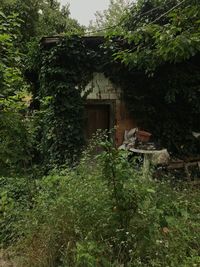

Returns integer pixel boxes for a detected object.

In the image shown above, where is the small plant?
[1,140,200,266]
[0,175,36,247]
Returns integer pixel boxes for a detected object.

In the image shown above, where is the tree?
[0,0,84,45]
[88,0,131,35]
[0,0,40,43]
[0,0,85,172]
[0,12,31,171]
[0,11,23,96]
[116,0,200,71]
[37,1,84,37]
[109,0,200,155]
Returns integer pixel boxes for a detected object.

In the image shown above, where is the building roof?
[41,36,105,49]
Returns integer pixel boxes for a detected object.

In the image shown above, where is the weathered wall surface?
[85,73,136,146]
[84,73,121,100]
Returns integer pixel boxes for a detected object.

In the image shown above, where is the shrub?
[1,142,200,266]
[0,175,36,247]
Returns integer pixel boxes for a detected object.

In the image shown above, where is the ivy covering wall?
[109,60,200,156]
[30,35,199,168]
[36,37,93,167]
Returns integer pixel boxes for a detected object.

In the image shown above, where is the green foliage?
[0,0,39,44]
[37,1,85,37]
[0,175,35,246]
[0,0,84,47]
[108,61,200,156]
[0,12,32,172]
[36,37,95,167]
[0,96,32,171]
[24,1,200,164]
[117,0,200,71]
[0,1,199,266]
[0,0,85,173]
[0,1,84,173]
[0,12,23,96]
[104,0,200,156]
[88,0,130,35]
[32,30,199,161]
[2,142,199,266]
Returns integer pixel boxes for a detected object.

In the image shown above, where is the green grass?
[0,145,200,267]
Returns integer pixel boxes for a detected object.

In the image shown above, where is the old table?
[129,147,168,179]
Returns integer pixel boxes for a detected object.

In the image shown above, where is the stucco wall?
[85,73,136,146]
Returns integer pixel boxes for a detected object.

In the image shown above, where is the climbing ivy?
[31,31,199,168]
[37,37,94,167]
[106,0,200,157]
[107,60,200,157]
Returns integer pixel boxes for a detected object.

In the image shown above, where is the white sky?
[60,0,110,26]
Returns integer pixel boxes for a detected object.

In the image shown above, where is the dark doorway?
[85,104,110,141]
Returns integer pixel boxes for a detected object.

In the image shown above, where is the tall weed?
[1,140,200,266]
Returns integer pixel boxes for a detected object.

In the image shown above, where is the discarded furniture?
[129,147,169,179]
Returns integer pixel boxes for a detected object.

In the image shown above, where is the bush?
[0,108,32,173]
[0,175,36,246]
[1,142,200,266]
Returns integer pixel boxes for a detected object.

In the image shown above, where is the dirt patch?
[0,250,16,267]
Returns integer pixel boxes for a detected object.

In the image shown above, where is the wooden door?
[85,104,110,141]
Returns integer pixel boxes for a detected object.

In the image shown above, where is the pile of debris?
[119,128,200,179]
[119,128,170,166]
[119,128,156,150]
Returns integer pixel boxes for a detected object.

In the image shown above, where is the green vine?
[111,61,200,157]
[30,34,199,168]
[37,37,94,167]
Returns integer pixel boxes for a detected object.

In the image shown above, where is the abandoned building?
[83,72,135,146]
[36,36,136,147]
[27,35,199,169]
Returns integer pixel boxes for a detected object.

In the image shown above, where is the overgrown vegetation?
[88,0,131,35]
[0,11,32,173]
[106,0,200,156]
[0,0,84,46]
[29,0,200,162]
[36,37,92,168]
[0,0,200,266]
[1,140,200,266]
[0,0,84,172]
[1,0,200,169]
